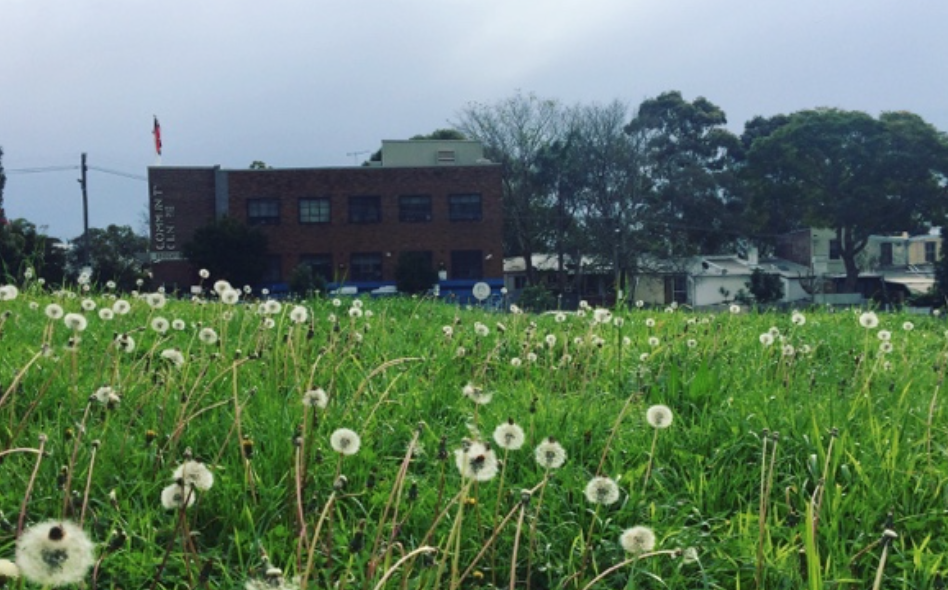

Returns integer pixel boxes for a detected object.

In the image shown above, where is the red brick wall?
[226,165,504,281]
[149,164,504,286]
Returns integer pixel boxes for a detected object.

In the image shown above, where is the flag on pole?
[153,116,162,156]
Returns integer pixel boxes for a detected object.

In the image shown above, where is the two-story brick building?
[148,140,504,293]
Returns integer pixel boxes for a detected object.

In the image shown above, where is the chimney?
[746,245,759,266]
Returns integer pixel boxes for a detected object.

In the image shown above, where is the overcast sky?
[2,0,947,240]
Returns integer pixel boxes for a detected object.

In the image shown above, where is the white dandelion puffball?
[146,292,167,309]
[859,311,879,329]
[462,383,493,405]
[645,318,656,328]
[199,327,219,345]
[302,388,329,409]
[729,304,741,314]
[493,420,526,451]
[330,428,361,455]
[0,285,18,301]
[160,348,185,368]
[454,441,499,482]
[0,558,18,579]
[646,404,674,429]
[15,520,95,587]
[213,280,232,296]
[198,268,210,279]
[791,311,806,326]
[112,299,131,315]
[620,526,656,554]
[172,318,186,331]
[902,321,914,331]
[98,308,114,321]
[593,308,612,324]
[289,305,309,324]
[45,303,64,320]
[151,317,170,334]
[161,482,197,510]
[221,289,240,305]
[173,460,214,491]
[584,476,620,505]
[63,313,88,332]
[534,438,567,469]
[648,336,660,347]
[759,332,774,346]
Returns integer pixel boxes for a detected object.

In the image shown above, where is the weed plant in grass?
[1,274,947,589]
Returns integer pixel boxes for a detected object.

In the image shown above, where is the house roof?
[504,254,600,273]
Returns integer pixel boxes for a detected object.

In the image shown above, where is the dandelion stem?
[508,499,528,590]
[371,546,436,590]
[300,491,337,590]
[16,434,47,537]
[641,427,660,495]
[578,550,680,590]
[79,442,99,527]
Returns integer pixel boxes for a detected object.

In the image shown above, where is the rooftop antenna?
[346,150,370,165]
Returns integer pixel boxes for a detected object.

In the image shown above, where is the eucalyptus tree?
[744,108,948,292]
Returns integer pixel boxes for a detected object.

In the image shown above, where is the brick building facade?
[148,140,504,293]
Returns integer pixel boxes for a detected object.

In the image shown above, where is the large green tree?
[625,91,744,256]
[454,92,566,284]
[0,218,66,284]
[744,108,948,292]
[182,216,270,288]
[68,224,149,290]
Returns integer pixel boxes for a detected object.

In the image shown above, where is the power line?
[7,165,79,174]
[87,166,147,181]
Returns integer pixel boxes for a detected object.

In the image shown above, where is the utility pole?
[79,153,89,265]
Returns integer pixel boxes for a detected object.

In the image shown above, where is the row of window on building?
[248,194,483,226]
[261,249,487,284]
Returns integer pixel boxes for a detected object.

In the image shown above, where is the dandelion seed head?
[112,299,131,315]
[791,311,806,326]
[859,311,879,329]
[492,420,525,450]
[534,438,567,469]
[330,428,361,455]
[151,317,170,334]
[45,303,64,320]
[220,289,240,305]
[759,332,774,346]
[645,318,655,328]
[173,460,215,491]
[199,268,210,279]
[462,383,493,405]
[146,292,167,309]
[199,327,219,345]
[877,330,891,342]
[584,476,620,505]
[63,313,87,332]
[474,322,489,337]
[15,520,95,587]
[0,558,18,580]
[619,525,656,554]
[172,318,186,331]
[302,388,329,409]
[160,482,196,510]
[593,308,612,324]
[160,348,185,368]
[289,305,309,324]
[213,280,233,296]
[114,334,136,353]
[902,321,914,331]
[648,336,660,347]
[454,441,499,481]
[80,298,95,311]
[646,404,674,429]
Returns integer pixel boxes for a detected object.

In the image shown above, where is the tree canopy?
[68,224,150,291]
[744,108,948,291]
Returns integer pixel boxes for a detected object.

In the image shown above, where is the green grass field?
[1,277,946,589]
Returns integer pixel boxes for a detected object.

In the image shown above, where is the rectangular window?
[350,252,383,281]
[299,198,331,224]
[449,194,482,222]
[349,196,381,224]
[880,242,893,266]
[926,241,937,263]
[451,250,483,280]
[399,195,432,222]
[247,199,280,225]
[299,253,333,283]
[828,239,841,260]
[437,150,456,164]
